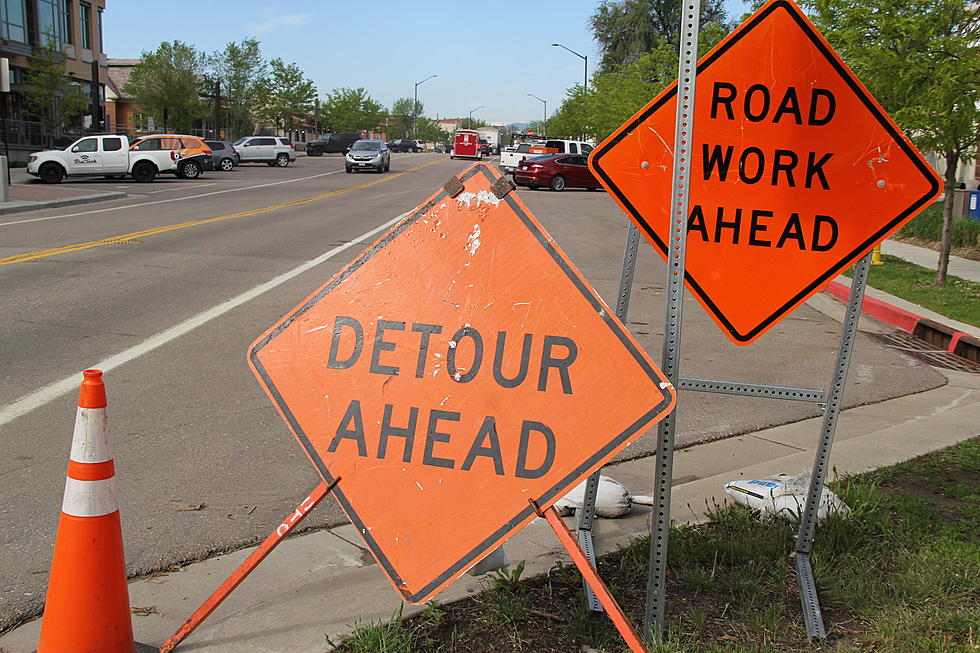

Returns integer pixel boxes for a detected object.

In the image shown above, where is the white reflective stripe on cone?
[62,477,119,517]
[70,407,113,464]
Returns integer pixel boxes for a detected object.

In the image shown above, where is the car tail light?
[170,151,178,161]
[203,148,212,154]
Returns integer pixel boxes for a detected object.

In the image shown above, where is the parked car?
[512,154,602,191]
[345,139,390,173]
[479,138,490,156]
[387,139,419,153]
[233,136,296,166]
[413,139,426,152]
[27,134,178,184]
[203,139,240,171]
[130,134,214,179]
[306,132,359,156]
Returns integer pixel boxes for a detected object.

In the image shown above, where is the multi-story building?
[0,0,107,157]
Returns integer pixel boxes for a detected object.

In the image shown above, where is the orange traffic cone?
[37,370,147,653]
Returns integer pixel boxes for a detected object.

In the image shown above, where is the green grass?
[329,438,980,652]
[844,254,980,326]
[898,202,980,249]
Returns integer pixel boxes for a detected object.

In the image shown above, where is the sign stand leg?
[644,0,701,638]
[577,222,642,613]
[794,253,871,638]
[160,478,340,652]
[536,502,648,653]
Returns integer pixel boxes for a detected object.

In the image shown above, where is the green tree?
[124,41,207,133]
[458,117,488,130]
[550,22,728,140]
[213,38,267,138]
[412,116,445,143]
[259,58,317,135]
[24,38,87,145]
[389,97,422,139]
[321,87,385,133]
[591,0,730,72]
[805,0,980,285]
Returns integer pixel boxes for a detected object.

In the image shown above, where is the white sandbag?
[466,545,511,576]
[724,472,849,522]
[554,475,653,518]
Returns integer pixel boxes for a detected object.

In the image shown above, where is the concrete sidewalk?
[0,168,126,214]
[883,238,980,283]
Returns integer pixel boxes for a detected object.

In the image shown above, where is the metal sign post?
[794,253,871,637]
[577,222,642,612]
[644,0,701,637]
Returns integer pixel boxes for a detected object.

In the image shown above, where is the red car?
[512,154,601,191]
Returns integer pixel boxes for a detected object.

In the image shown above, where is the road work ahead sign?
[249,164,676,603]
[589,0,941,345]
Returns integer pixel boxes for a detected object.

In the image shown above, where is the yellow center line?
[1,159,444,267]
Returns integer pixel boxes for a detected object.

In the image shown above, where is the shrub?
[898,202,980,248]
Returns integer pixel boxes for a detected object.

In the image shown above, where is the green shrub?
[8,159,27,168]
[898,202,980,248]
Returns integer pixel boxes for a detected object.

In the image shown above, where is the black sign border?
[590,0,941,342]
[249,163,674,602]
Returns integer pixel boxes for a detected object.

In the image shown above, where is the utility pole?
[413,74,437,138]
[213,79,221,139]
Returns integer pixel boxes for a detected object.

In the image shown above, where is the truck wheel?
[39,163,64,184]
[346,166,352,173]
[132,161,157,183]
[219,157,235,171]
[549,175,566,191]
[179,161,201,179]
[275,153,290,167]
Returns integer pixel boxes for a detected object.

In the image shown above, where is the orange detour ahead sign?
[249,164,676,603]
[589,0,941,345]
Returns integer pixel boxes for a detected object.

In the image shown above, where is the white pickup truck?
[27,134,178,184]
[499,138,595,173]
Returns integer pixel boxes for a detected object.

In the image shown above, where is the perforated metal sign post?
[582,0,943,639]
[249,163,676,606]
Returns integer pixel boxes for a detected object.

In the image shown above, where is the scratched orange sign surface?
[589,0,941,345]
[249,164,676,603]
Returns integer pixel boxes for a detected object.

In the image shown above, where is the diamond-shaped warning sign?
[249,164,675,603]
[590,0,942,345]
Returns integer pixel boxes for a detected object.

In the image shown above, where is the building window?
[80,2,91,50]
[0,0,27,43]
[63,1,72,44]
[97,7,103,53]
[38,0,69,47]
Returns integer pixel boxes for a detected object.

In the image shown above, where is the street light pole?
[527,94,546,137]
[468,105,484,128]
[413,74,437,138]
[550,43,588,92]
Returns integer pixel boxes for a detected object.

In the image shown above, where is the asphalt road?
[0,152,944,632]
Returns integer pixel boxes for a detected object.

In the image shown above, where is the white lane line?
[0,209,409,428]
[0,170,344,228]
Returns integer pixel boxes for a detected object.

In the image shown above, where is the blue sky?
[104,0,752,125]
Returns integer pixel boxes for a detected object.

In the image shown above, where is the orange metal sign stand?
[249,164,676,604]
[160,479,338,653]
[589,0,941,344]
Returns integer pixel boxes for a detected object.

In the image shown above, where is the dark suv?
[306,132,359,156]
[387,139,419,153]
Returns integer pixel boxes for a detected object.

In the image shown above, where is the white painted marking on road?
[0,210,410,428]
[0,170,344,227]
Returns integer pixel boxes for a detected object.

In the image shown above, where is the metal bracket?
[678,377,825,403]
[490,176,515,199]
[443,175,464,198]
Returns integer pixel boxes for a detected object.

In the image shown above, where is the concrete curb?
[0,191,127,215]
[823,280,979,362]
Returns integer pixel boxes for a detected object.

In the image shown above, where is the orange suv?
[129,134,214,179]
